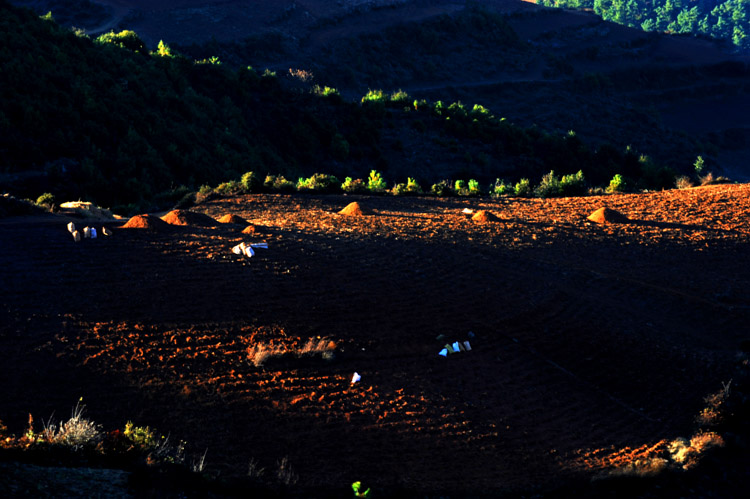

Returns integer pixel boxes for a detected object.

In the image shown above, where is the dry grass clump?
[675,176,695,189]
[609,457,670,477]
[42,400,102,450]
[276,456,298,485]
[247,338,336,367]
[696,380,731,426]
[668,432,725,470]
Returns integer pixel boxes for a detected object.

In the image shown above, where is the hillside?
[3,0,750,216]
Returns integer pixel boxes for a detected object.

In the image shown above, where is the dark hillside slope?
[1,1,690,212]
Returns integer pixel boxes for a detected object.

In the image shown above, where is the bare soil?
[1,184,749,495]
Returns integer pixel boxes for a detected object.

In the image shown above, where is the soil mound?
[339,202,367,216]
[241,224,264,235]
[161,210,219,227]
[471,210,499,222]
[587,207,630,224]
[121,214,170,230]
[217,214,249,225]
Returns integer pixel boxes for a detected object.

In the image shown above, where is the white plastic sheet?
[351,372,361,383]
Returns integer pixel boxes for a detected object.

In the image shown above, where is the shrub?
[95,30,147,54]
[514,178,532,197]
[366,170,387,194]
[491,179,514,197]
[391,177,423,196]
[35,192,55,209]
[694,155,706,175]
[391,183,409,196]
[361,89,386,104]
[341,177,367,194]
[407,177,423,194]
[560,170,586,196]
[124,421,157,451]
[296,173,341,193]
[467,179,481,196]
[241,171,261,192]
[606,173,627,193]
[389,89,410,106]
[430,180,455,197]
[264,175,296,193]
[454,179,481,196]
[675,175,694,189]
[534,170,562,198]
[42,399,102,450]
[215,180,242,195]
[312,85,341,100]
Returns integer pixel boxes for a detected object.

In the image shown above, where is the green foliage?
[391,177,423,196]
[454,179,481,196]
[430,180,455,197]
[606,173,628,193]
[264,175,296,193]
[389,89,411,106]
[560,170,587,196]
[535,170,563,198]
[694,155,706,175]
[215,180,242,195]
[491,179,515,197]
[95,30,147,54]
[312,85,341,101]
[124,421,157,451]
[352,481,371,498]
[240,171,261,193]
[35,192,55,208]
[514,178,532,197]
[341,176,367,193]
[296,173,341,193]
[361,89,386,104]
[154,40,174,57]
[367,170,387,194]
[541,0,750,50]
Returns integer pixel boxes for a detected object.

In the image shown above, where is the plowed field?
[2,184,749,495]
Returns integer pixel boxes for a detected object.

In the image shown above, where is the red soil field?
[1,184,749,495]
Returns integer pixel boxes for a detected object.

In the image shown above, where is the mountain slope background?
[2,0,750,213]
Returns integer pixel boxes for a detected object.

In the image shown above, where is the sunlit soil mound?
[121,214,171,230]
[339,201,368,216]
[217,214,249,225]
[241,224,265,234]
[471,210,500,222]
[161,209,219,227]
[587,207,630,224]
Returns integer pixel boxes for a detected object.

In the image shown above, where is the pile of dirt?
[471,210,500,222]
[587,207,630,224]
[217,214,249,225]
[161,210,219,227]
[121,214,171,230]
[339,202,367,216]
[241,224,264,234]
